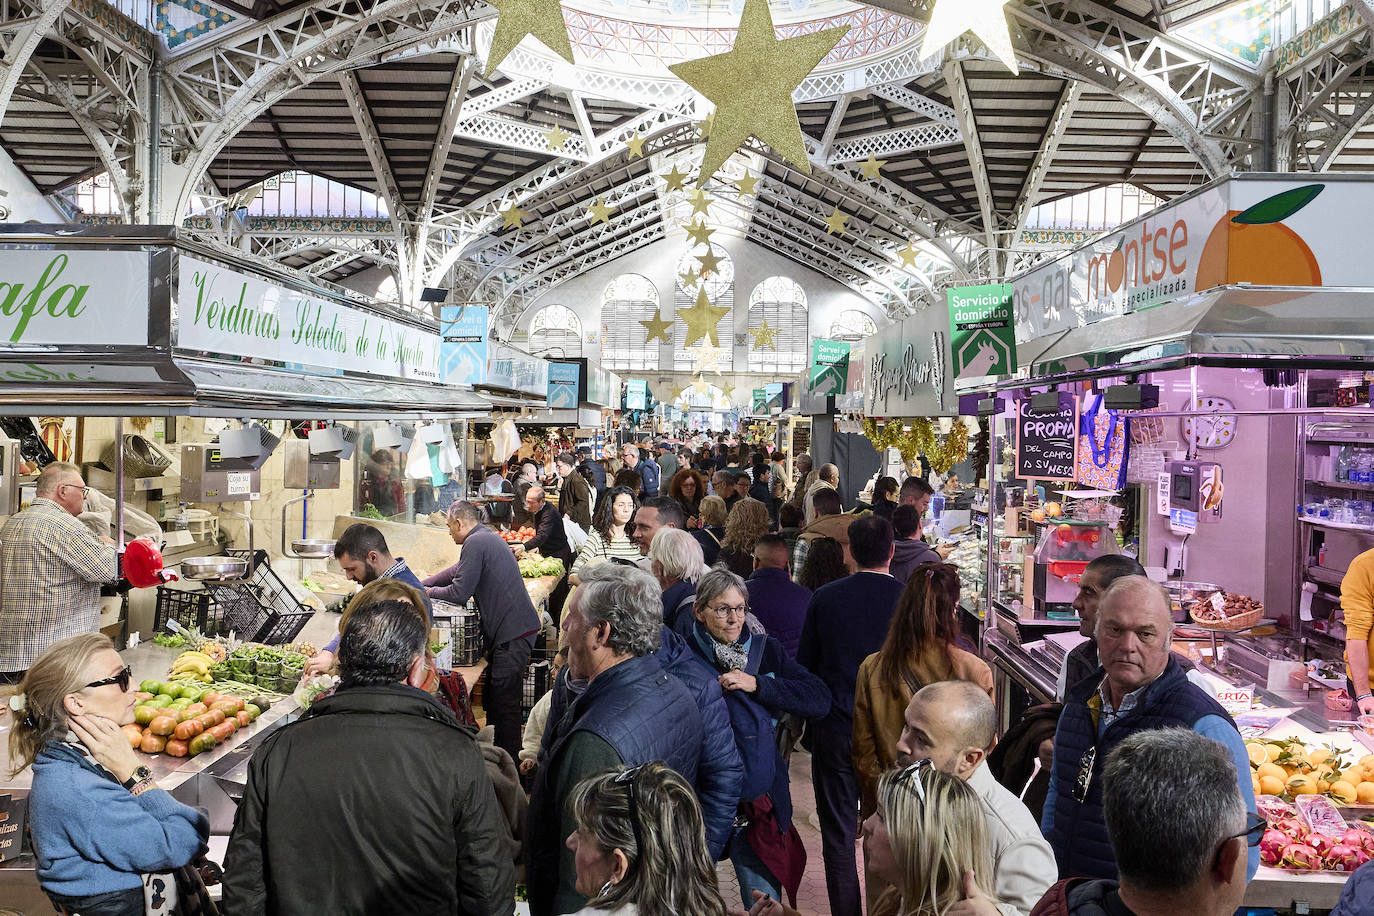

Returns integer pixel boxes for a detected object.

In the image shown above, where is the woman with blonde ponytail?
[10,633,208,916]
[564,762,727,916]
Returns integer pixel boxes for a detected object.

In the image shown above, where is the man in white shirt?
[895,680,1056,916]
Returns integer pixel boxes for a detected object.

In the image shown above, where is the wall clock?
[1180,395,1238,449]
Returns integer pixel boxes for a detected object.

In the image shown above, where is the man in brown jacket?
[792,488,853,575]
[555,452,592,531]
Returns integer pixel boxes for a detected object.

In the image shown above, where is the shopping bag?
[563,516,588,552]
[1075,393,1129,490]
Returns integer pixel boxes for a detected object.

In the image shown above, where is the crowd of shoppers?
[5,438,1270,916]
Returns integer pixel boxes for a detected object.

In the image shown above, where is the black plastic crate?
[153,587,228,637]
[204,551,312,645]
[522,659,552,713]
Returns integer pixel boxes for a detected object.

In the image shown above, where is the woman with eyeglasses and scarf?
[676,567,830,910]
[565,762,727,916]
[8,633,210,916]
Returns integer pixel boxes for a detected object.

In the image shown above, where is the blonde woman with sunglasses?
[9,633,209,916]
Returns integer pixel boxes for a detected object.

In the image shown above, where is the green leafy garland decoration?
[861,417,970,472]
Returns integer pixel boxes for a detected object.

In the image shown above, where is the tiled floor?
[716,750,865,915]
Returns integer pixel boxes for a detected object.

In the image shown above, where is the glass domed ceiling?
[484,0,920,79]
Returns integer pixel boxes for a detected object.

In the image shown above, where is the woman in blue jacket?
[8,633,208,916]
[677,567,830,909]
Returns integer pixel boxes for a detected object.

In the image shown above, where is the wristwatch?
[122,765,152,789]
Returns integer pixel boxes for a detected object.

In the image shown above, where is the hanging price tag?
[1210,592,1226,613]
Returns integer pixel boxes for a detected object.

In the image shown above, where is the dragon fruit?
[1342,826,1374,855]
[1261,829,1289,866]
[1273,816,1310,842]
[1323,844,1366,872]
[1282,843,1322,870]
[1310,833,1340,857]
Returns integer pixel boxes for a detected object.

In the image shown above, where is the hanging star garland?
[484,0,576,77]
[546,125,572,151]
[748,317,781,350]
[679,265,700,287]
[501,204,527,229]
[696,248,723,276]
[668,0,848,183]
[639,309,674,345]
[858,154,887,180]
[587,197,614,223]
[626,132,646,158]
[677,287,730,347]
[824,205,850,235]
[688,188,713,216]
[921,0,1019,75]
[895,239,921,270]
[684,221,716,246]
[660,165,690,191]
[685,345,727,375]
[735,172,760,196]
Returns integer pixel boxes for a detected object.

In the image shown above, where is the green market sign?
[0,249,150,346]
[949,283,1017,380]
[810,339,851,395]
[178,255,441,382]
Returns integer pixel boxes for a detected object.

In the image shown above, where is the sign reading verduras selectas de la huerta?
[178,255,441,382]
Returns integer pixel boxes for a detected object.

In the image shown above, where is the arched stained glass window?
[601,274,661,371]
[528,304,583,358]
[673,245,734,372]
[746,276,808,374]
[828,309,876,342]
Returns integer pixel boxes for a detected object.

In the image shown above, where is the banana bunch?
[169,651,215,683]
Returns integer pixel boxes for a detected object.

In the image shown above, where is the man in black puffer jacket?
[223,600,514,916]
[526,564,704,916]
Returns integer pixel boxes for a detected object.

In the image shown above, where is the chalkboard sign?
[1016,397,1078,481]
[0,792,27,861]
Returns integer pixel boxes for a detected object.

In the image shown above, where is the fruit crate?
[153,587,229,637]
[203,550,313,645]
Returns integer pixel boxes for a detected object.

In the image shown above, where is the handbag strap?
[1083,396,1119,469]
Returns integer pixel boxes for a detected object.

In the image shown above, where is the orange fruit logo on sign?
[1194,184,1324,290]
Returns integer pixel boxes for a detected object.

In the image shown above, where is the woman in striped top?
[569,485,642,585]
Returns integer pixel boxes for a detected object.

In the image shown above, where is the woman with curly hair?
[565,762,727,916]
[669,468,708,528]
[570,486,641,585]
[795,536,847,592]
[693,494,728,567]
[717,498,771,578]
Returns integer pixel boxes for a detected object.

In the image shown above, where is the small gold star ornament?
[668,0,848,182]
[500,204,527,229]
[735,172,760,196]
[626,132,647,158]
[858,154,887,180]
[679,265,700,287]
[922,0,1019,75]
[685,221,716,246]
[677,287,731,347]
[692,375,711,397]
[895,239,921,269]
[587,197,614,223]
[748,317,781,350]
[824,205,849,235]
[546,125,572,151]
[685,345,727,374]
[688,188,712,216]
[696,248,723,276]
[485,0,575,77]
[661,165,690,191]
[639,309,674,345]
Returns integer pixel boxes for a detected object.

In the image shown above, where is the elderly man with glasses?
[0,462,118,683]
[1041,576,1258,884]
[1033,728,1257,916]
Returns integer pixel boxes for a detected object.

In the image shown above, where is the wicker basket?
[100,434,171,478]
[1188,604,1263,632]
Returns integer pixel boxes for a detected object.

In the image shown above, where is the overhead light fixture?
[420,287,448,303]
[1105,383,1160,410]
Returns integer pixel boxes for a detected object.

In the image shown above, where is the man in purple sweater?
[744,535,810,657]
[425,500,541,760]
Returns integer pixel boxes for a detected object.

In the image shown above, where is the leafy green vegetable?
[358,503,385,520]
[153,632,187,648]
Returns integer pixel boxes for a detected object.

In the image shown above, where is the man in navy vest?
[1042,576,1257,882]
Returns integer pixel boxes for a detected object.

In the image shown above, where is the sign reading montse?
[949,283,1016,380]
[810,339,851,395]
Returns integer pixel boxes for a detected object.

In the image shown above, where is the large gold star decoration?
[688,188,713,216]
[824,205,850,235]
[626,132,646,158]
[696,248,723,276]
[684,221,715,246]
[546,125,572,151]
[735,172,760,196]
[639,309,674,345]
[748,317,781,350]
[501,204,527,229]
[587,197,614,223]
[668,0,848,182]
[485,0,576,76]
[921,0,1019,75]
[685,345,727,374]
[858,154,887,180]
[895,239,921,269]
[677,287,730,347]
[661,165,690,191]
[696,111,716,139]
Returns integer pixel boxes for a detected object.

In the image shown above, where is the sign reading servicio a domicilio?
[177,255,440,382]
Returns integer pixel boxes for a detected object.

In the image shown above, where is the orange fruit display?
[1194,184,1324,290]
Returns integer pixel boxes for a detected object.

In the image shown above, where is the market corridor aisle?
[716,750,865,913]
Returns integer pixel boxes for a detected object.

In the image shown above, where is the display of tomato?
[122,724,144,748]
[209,721,236,742]
[189,733,217,755]
[174,720,204,741]
[148,716,177,737]
[164,739,189,758]
[140,733,167,754]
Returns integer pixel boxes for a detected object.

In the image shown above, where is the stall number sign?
[1015,398,1078,481]
[1215,685,1254,717]
[0,793,26,862]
